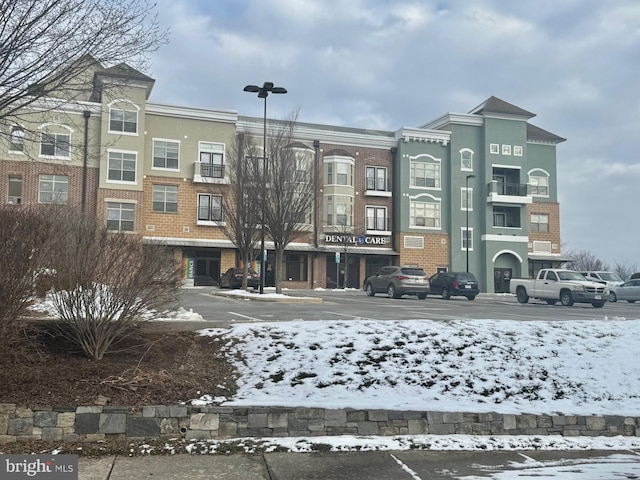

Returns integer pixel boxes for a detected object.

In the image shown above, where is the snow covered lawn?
[200,318,640,416]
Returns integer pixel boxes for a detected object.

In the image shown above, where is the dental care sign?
[324,235,388,245]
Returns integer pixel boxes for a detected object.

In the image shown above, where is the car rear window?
[457,273,477,282]
[401,268,426,276]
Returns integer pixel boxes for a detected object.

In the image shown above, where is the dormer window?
[109,107,137,134]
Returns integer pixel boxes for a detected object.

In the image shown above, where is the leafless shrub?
[0,206,51,341]
[45,209,181,360]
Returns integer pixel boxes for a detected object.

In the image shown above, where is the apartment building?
[0,60,567,292]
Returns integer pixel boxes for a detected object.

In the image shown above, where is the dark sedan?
[219,268,260,289]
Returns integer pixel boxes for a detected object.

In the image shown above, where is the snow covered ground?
[29,291,640,459]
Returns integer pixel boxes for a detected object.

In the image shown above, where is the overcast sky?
[145,0,640,270]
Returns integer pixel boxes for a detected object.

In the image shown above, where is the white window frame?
[461,227,474,251]
[38,124,72,159]
[530,213,549,233]
[38,174,68,204]
[108,101,139,135]
[107,149,137,184]
[152,138,180,171]
[513,145,523,156]
[324,155,355,187]
[106,201,135,231]
[490,143,499,154]
[528,169,550,197]
[409,195,441,229]
[199,142,225,178]
[502,144,512,155]
[9,126,25,153]
[8,175,22,205]
[460,148,473,171]
[461,187,473,211]
[325,194,353,228]
[152,185,178,213]
[410,155,441,189]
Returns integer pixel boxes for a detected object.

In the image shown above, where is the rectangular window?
[8,175,22,204]
[410,161,440,188]
[410,201,440,228]
[531,213,549,232]
[366,167,387,191]
[285,254,308,281]
[199,142,225,178]
[38,174,68,204]
[325,195,353,227]
[327,162,352,186]
[493,206,521,228]
[462,228,473,250]
[153,140,179,170]
[109,109,137,133]
[530,176,549,196]
[153,185,178,213]
[106,202,135,231]
[366,206,387,231]
[197,194,222,222]
[108,151,136,183]
[461,187,473,211]
[40,133,70,158]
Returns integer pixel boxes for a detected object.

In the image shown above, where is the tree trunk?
[275,247,285,294]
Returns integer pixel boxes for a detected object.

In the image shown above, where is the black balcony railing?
[489,181,529,196]
[201,163,225,178]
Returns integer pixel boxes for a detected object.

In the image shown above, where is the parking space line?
[390,453,423,480]
[227,311,261,322]
[323,311,363,319]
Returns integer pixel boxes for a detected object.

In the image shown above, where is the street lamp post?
[243,82,287,293]
[465,174,476,273]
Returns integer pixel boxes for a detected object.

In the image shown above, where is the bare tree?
[563,249,609,272]
[263,113,315,293]
[612,260,638,281]
[0,0,167,138]
[45,208,181,360]
[221,132,263,289]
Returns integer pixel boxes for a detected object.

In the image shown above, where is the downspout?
[311,139,320,288]
[81,110,91,213]
[390,146,398,263]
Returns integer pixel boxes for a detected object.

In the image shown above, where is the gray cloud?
[148,0,640,269]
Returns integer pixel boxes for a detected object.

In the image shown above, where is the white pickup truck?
[509,268,609,308]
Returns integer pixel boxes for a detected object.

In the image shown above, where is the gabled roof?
[99,63,155,83]
[527,123,566,144]
[469,96,536,119]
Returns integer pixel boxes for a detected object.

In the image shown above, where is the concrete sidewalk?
[79,455,270,480]
[78,449,640,480]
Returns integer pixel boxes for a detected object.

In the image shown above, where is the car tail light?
[453,281,458,288]
[397,275,409,281]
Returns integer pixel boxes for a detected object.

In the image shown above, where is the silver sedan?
[610,279,640,303]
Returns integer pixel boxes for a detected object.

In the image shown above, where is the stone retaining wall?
[0,404,637,443]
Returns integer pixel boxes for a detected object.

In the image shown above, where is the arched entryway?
[492,251,522,293]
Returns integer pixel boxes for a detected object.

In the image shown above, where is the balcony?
[486,180,532,204]
[193,162,230,184]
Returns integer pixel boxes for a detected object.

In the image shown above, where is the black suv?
[429,272,480,300]
[363,266,429,299]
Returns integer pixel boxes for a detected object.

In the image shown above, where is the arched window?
[528,169,550,196]
[10,126,25,152]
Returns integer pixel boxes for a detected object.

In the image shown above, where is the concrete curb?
[214,292,323,303]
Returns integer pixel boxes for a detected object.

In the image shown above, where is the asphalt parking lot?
[174,288,639,327]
